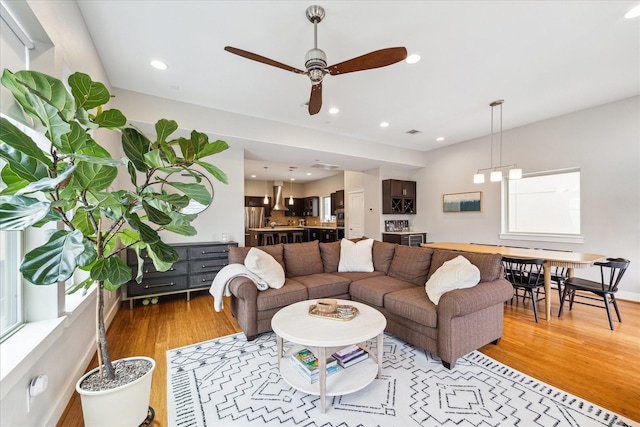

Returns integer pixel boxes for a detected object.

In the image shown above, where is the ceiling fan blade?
[308,82,322,115]
[224,46,306,75]
[327,47,408,75]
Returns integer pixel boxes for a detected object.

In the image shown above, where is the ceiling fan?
[224,5,407,115]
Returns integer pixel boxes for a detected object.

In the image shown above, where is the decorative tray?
[308,304,359,321]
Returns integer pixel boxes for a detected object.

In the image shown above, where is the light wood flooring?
[58,291,640,426]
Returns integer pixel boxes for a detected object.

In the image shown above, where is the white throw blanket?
[209,264,267,312]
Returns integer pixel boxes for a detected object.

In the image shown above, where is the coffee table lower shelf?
[280,345,379,396]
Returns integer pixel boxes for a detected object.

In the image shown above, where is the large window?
[321,195,332,222]
[0,5,30,340]
[503,169,581,238]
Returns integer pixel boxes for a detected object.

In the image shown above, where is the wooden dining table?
[421,242,607,320]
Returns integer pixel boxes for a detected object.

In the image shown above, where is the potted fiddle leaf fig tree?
[0,69,228,426]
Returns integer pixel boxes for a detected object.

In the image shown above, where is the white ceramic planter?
[76,356,155,427]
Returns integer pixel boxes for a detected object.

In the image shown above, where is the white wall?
[412,96,640,301]
[302,173,344,199]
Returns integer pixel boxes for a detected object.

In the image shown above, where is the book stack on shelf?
[289,348,339,383]
[332,345,369,368]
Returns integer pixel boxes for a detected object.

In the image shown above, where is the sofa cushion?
[338,238,374,272]
[291,273,351,299]
[425,255,480,304]
[319,241,340,272]
[384,287,438,328]
[387,245,434,285]
[229,244,285,270]
[428,250,502,283]
[372,241,396,274]
[256,279,308,311]
[283,241,324,277]
[245,247,286,289]
[349,275,416,307]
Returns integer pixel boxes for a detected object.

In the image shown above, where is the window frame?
[500,168,584,244]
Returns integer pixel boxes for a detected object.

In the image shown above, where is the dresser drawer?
[137,260,188,278]
[189,272,217,289]
[191,258,228,274]
[126,276,188,296]
[188,244,232,260]
[127,246,189,265]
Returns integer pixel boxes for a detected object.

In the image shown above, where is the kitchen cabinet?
[123,241,237,308]
[382,179,416,214]
[330,190,344,215]
[302,196,319,216]
[382,232,426,246]
[284,198,302,217]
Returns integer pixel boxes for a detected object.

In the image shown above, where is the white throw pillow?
[338,238,374,272]
[244,248,285,289]
[425,255,480,304]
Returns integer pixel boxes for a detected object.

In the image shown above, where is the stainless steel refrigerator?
[245,207,265,245]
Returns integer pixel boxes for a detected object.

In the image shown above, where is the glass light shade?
[473,173,485,184]
[490,170,503,182]
[263,195,269,204]
[289,195,294,205]
[509,168,522,180]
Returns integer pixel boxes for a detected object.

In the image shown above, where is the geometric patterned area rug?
[167,332,638,427]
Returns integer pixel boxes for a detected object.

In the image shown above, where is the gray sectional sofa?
[226,239,513,369]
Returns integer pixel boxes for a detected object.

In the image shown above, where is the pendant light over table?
[473,100,522,183]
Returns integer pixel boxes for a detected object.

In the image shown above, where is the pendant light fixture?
[473,100,522,183]
[263,167,269,204]
[288,167,295,205]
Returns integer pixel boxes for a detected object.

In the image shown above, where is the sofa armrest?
[228,276,258,301]
[437,279,513,319]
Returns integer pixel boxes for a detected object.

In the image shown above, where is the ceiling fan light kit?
[224,5,407,115]
[473,99,522,184]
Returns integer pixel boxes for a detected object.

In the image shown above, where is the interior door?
[347,190,365,238]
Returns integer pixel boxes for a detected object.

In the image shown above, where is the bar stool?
[292,232,303,243]
[277,232,289,244]
[262,233,275,246]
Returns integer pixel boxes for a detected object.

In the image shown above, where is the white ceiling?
[76,1,640,183]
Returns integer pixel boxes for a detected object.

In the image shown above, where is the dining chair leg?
[569,289,576,311]
[604,295,615,330]
[611,295,622,322]
[558,287,568,317]
[530,289,539,323]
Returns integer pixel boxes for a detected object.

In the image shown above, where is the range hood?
[272,182,289,211]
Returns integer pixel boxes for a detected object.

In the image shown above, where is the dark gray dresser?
[123,241,237,308]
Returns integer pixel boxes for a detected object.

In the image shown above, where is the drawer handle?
[144,282,175,289]
[144,267,174,273]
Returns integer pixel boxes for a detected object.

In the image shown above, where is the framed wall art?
[443,191,482,212]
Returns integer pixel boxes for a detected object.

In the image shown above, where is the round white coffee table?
[271,299,386,413]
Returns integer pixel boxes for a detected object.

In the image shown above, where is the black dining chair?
[558,258,630,330]
[502,257,546,322]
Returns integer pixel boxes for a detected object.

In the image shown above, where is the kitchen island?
[246,225,342,246]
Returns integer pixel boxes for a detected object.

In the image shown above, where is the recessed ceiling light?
[329,107,339,114]
[625,4,640,19]
[436,136,445,141]
[380,122,389,128]
[150,60,168,70]
[306,172,312,176]
[251,174,256,178]
[405,54,421,64]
